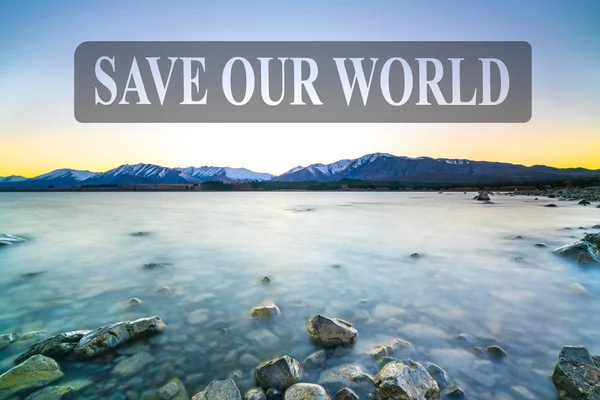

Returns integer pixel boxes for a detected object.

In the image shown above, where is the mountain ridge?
[2,154,599,188]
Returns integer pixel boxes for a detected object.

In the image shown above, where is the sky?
[0,0,599,177]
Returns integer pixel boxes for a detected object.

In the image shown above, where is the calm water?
[1,192,599,399]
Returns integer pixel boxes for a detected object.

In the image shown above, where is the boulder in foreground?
[0,355,64,400]
[192,379,242,400]
[307,315,358,347]
[552,345,600,400]
[374,360,439,400]
[256,355,302,391]
[24,386,75,400]
[74,316,166,357]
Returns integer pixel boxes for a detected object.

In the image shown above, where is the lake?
[0,192,599,399]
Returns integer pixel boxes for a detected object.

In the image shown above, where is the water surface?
[1,192,599,399]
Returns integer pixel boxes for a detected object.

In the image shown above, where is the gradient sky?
[1,0,599,177]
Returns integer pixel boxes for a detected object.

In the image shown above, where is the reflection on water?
[0,192,599,399]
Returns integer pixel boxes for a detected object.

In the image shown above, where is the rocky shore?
[506,187,600,203]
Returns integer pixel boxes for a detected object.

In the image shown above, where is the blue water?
[0,192,599,399]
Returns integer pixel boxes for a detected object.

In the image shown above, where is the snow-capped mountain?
[0,175,27,183]
[82,163,274,185]
[1,154,598,188]
[275,153,600,183]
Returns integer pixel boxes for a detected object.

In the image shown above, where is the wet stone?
[284,383,329,400]
[552,345,600,400]
[159,378,187,400]
[74,316,167,358]
[441,385,466,399]
[15,330,90,364]
[256,356,302,391]
[307,315,358,347]
[485,345,507,358]
[304,350,327,370]
[24,386,75,400]
[319,366,373,392]
[373,360,439,400]
[245,388,267,400]
[192,379,242,400]
[112,352,156,378]
[334,388,359,400]
[0,355,64,399]
[250,304,281,319]
[266,388,283,400]
[425,363,449,390]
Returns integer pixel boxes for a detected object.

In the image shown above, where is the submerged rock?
[373,360,439,400]
[193,379,242,400]
[159,378,188,400]
[304,350,327,370]
[579,200,591,206]
[553,233,600,264]
[24,385,75,400]
[131,231,151,237]
[319,366,373,391]
[568,283,588,295]
[334,388,358,400]
[454,333,475,345]
[0,234,26,246]
[256,356,302,391]
[245,388,267,400]
[266,388,284,400]
[0,333,18,351]
[425,363,448,390]
[284,383,329,400]
[552,345,600,400]
[15,330,89,364]
[307,315,358,347]
[129,297,142,306]
[440,385,466,399]
[262,276,272,283]
[369,338,412,359]
[250,304,281,319]
[474,191,490,201]
[143,262,171,270]
[112,352,156,378]
[74,316,167,358]
[545,204,558,208]
[0,355,64,399]
[485,345,507,358]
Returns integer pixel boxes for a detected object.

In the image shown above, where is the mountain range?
[2,153,599,188]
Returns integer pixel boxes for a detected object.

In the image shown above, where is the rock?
[0,355,64,399]
[112,352,156,378]
[188,309,210,324]
[157,286,171,293]
[373,360,439,400]
[334,388,359,400]
[19,331,49,342]
[24,386,75,400]
[441,385,466,399]
[545,204,558,207]
[319,366,373,391]
[131,231,151,237]
[425,363,448,390]
[0,234,27,246]
[247,329,280,349]
[409,253,421,259]
[241,353,262,368]
[250,305,281,319]
[579,200,591,206]
[262,276,272,283]
[193,379,242,400]
[0,333,18,351]
[304,350,327,370]
[592,225,600,229]
[552,345,600,399]
[454,333,475,345]
[474,191,490,201]
[568,283,588,295]
[534,243,547,248]
[307,315,358,347]
[129,298,142,305]
[377,357,401,369]
[554,233,600,263]
[159,379,182,400]
[578,253,598,265]
[15,330,89,364]
[74,316,166,357]
[256,355,302,391]
[266,388,284,400]
[143,263,171,270]
[245,388,267,400]
[485,345,507,358]
[284,383,329,400]
[368,338,412,358]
